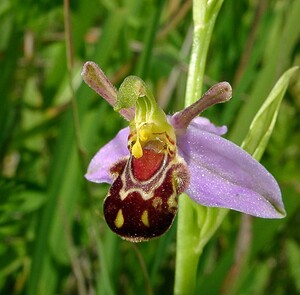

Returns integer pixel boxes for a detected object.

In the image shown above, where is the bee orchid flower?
[82,61,286,242]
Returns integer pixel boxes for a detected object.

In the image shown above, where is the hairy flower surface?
[82,62,286,242]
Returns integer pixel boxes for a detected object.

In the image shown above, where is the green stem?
[185,0,224,107]
[174,1,224,294]
[175,196,201,295]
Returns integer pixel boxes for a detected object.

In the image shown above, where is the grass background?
[0,0,299,294]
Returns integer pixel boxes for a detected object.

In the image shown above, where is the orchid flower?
[82,61,286,242]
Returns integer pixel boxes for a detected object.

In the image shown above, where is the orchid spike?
[82,62,286,242]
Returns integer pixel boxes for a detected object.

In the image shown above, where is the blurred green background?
[0,0,299,294]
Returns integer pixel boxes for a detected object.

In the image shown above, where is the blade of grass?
[241,66,299,159]
[230,0,300,144]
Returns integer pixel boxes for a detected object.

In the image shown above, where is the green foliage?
[0,0,299,294]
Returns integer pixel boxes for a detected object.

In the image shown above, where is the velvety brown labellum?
[103,148,189,242]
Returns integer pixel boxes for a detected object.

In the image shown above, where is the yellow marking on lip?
[152,197,163,210]
[114,209,124,228]
[141,210,150,227]
[132,138,143,158]
[167,194,177,211]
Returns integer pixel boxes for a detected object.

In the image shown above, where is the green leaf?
[241,66,298,160]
